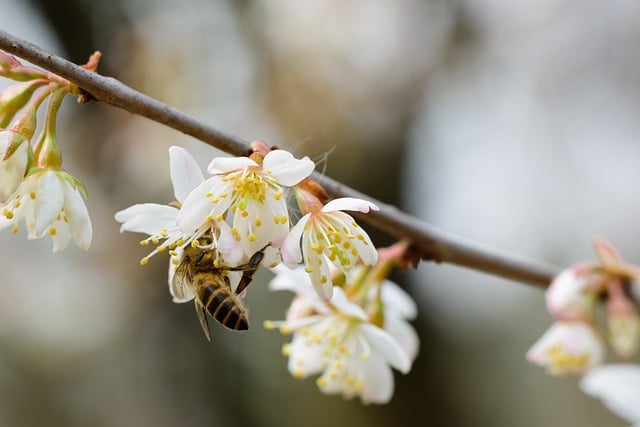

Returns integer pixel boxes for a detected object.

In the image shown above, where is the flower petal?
[0,133,28,203]
[381,280,417,320]
[176,178,221,233]
[115,203,178,235]
[269,264,316,296]
[50,220,72,252]
[581,364,640,424]
[216,220,243,265]
[361,323,411,374]
[361,353,395,404]
[384,313,419,361]
[323,197,379,213]
[169,146,204,203]
[263,150,315,186]
[64,182,92,250]
[331,287,367,320]
[287,334,325,378]
[281,214,309,267]
[207,156,256,174]
[33,172,64,236]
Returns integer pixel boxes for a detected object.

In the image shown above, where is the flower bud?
[606,280,640,359]
[0,80,46,128]
[0,52,45,81]
[546,265,603,321]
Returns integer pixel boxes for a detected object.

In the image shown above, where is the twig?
[0,28,560,287]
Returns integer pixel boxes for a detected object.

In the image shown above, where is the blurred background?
[0,0,638,425]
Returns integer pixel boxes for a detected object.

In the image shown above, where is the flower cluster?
[115,141,380,302]
[527,240,640,376]
[0,52,93,251]
[115,143,416,403]
[265,242,419,404]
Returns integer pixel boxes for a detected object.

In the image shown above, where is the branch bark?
[0,28,560,287]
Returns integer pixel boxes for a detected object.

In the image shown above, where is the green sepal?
[22,167,88,200]
[59,170,88,199]
[3,131,28,160]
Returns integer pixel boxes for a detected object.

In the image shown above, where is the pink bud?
[546,265,603,321]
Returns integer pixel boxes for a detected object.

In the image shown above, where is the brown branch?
[0,28,560,287]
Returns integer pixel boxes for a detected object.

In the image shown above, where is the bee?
[172,240,267,341]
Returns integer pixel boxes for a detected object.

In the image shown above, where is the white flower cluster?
[527,240,640,426]
[0,55,92,252]
[266,262,419,404]
[115,144,418,404]
[115,144,380,303]
[527,240,640,376]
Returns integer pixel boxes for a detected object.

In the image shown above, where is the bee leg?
[195,301,212,341]
[230,244,271,295]
[235,268,258,296]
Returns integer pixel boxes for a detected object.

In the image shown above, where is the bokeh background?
[0,0,638,425]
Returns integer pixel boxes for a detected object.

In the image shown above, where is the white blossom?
[178,149,314,259]
[282,197,379,300]
[0,169,91,251]
[526,321,604,376]
[266,264,417,404]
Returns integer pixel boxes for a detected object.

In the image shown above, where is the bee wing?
[171,256,196,303]
[194,300,212,341]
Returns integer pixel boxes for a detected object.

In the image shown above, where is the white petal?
[175,179,218,232]
[385,313,419,362]
[287,334,325,377]
[262,150,315,186]
[169,146,204,203]
[581,364,640,423]
[269,264,315,295]
[310,257,333,302]
[115,203,178,235]
[50,221,72,252]
[216,221,243,265]
[361,323,411,374]
[281,214,309,267]
[33,172,64,235]
[235,198,288,256]
[381,280,418,320]
[0,136,28,203]
[323,197,380,213]
[64,182,92,250]
[361,353,395,404]
[331,287,367,320]
[207,156,256,174]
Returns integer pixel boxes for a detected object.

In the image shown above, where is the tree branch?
[0,28,560,287]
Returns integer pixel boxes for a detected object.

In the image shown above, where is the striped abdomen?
[196,276,249,331]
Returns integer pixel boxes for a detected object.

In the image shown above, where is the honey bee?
[172,240,267,341]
